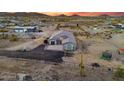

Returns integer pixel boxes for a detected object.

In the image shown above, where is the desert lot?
[0,14,124,80]
[0,33,124,81]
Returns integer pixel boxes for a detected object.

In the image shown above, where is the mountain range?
[0,12,123,17]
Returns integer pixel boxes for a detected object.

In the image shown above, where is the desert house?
[45,31,77,52]
[114,23,124,29]
[59,23,79,27]
[11,26,38,33]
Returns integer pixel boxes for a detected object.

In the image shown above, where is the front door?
[51,41,55,45]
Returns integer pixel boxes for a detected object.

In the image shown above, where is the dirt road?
[0,45,64,62]
[5,37,45,51]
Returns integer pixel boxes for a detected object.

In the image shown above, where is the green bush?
[0,34,9,39]
[0,29,8,33]
[0,29,9,39]
[114,66,124,78]
[9,34,18,41]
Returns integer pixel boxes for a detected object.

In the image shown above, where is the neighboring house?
[113,23,124,29]
[107,25,115,29]
[59,23,78,27]
[10,20,20,24]
[0,24,6,28]
[11,26,38,33]
[46,31,77,52]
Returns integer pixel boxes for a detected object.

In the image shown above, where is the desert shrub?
[9,34,18,41]
[114,66,124,78]
[0,29,9,39]
[73,32,79,37]
[0,29,8,33]
[0,34,9,39]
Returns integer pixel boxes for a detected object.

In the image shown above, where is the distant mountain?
[99,14,124,17]
[99,14,110,17]
[57,14,81,17]
[0,12,123,17]
[71,14,80,17]
[57,14,67,17]
[0,12,10,16]
[0,12,49,17]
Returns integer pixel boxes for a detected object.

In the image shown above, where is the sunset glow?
[42,12,124,16]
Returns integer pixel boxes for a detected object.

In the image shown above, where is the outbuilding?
[118,48,124,55]
[114,23,124,29]
[11,26,38,33]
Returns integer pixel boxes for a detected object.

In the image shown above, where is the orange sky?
[42,12,124,16]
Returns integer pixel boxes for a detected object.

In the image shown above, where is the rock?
[91,63,100,68]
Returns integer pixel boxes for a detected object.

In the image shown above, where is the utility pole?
[78,39,86,78]
[79,52,85,77]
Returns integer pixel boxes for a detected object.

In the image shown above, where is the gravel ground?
[0,34,124,81]
[0,54,123,81]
